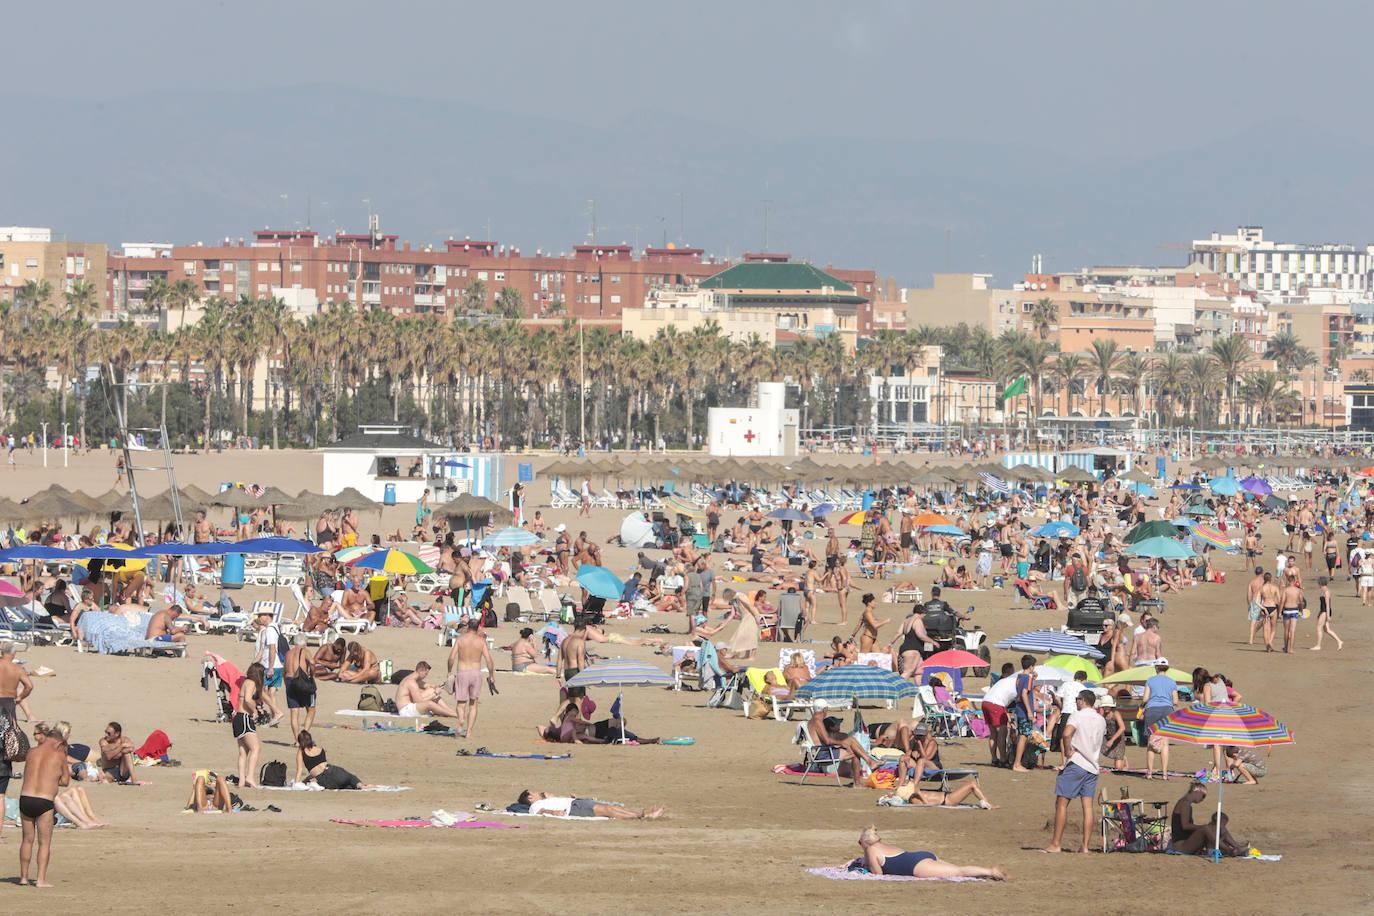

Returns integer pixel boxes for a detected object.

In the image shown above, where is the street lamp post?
[40,421,47,467]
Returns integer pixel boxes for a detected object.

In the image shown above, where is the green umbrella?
[1123,520,1181,544]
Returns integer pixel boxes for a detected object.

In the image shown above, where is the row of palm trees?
[0,284,1340,449]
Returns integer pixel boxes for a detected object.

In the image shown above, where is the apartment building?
[1189,226,1373,295]
[0,227,108,309]
[106,228,732,322]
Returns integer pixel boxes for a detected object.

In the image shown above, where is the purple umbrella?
[1240,477,1273,496]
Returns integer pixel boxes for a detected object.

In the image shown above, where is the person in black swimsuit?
[856,825,1008,879]
[295,730,371,789]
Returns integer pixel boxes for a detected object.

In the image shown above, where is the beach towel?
[255,783,410,792]
[318,723,454,737]
[1099,767,1194,779]
[499,808,609,821]
[805,866,983,882]
[1164,850,1281,861]
[135,729,172,760]
[461,751,571,760]
[331,818,517,829]
[333,709,421,719]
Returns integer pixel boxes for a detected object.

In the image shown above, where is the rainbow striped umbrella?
[1150,702,1294,859]
[661,494,703,518]
[347,549,434,575]
[834,510,869,525]
[1189,524,1233,550]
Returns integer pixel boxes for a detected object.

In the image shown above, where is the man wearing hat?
[1142,659,1178,780]
[251,608,285,726]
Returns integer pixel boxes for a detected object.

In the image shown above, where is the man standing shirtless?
[447,620,494,738]
[19,719,70,887]
[395,661,460,718]
[1244,566,1265,645]
[0,640,35,841]
[557,620,589,699]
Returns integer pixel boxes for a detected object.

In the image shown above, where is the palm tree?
[145,277,170,318]
[63,279,99,448]
[1088,339,1121,416]
[1208,334,1251,425]
[1010,338,1058,428]
[170,278,199,331]
[463,278,487,315]
[1116,352,1151,418]
[1262,331,1304,373]
[1151,350,1186,426]
[1053,352,1087,416]
[1184,352,1221,426]
[494,286,524,319]
[16,278,52,317]
[1240,371,1290,426]
[1031,298,1058,342]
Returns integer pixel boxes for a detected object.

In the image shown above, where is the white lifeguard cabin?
[707,382,799,457]
[319,425,505,504]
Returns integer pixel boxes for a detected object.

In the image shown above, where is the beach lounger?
[792,723,848,787]
[288,584,324,646]
[436,605,467,647]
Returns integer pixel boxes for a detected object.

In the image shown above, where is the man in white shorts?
[394,662,459,718]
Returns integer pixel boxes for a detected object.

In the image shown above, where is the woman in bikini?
[852,593,890,654]
[510,628,557,674]
[234,663,265,789]
[856,825,1008,879]
[294,730,375,789]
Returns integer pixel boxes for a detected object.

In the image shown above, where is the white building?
[707,382,798,456]
[319,425,505,504]
[1189,226,1373,296]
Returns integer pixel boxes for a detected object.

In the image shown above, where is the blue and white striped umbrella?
[482,527,542,547]
[794,665,920,702]
[979,472,1011,495]
[993,629,1104,659]
[563,658,673,743]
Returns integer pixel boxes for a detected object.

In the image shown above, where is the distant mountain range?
[14,85,1374,290]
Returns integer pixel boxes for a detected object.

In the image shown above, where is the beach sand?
[0,448,1368,910]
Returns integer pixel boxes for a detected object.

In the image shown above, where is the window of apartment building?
[477,271,488,281]
[609,274,621,284]
[223,261,235,272]
[183,262,196,275]
[494,272,505,281]
[25,257,38,269]
[291,259,302,272]
[610,294,621,304]
[258,262,270,271]
[257,283,268,293]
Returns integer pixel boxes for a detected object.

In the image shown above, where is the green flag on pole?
[1000,376,1027,402]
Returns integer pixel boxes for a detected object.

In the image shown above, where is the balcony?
[203,269,220,280]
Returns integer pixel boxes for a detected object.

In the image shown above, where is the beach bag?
[287,659,316,698]
[276,630,290,660]
[747,696,771,719]
[357,686,385,712]
[1,715,29,762]
[259,760,286,787]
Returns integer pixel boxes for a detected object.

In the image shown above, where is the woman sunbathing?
[510,628,558,674]
[856,825,1008,879]
[295,730,376,789]
[185,770,236,813]
[879,779,1000,809]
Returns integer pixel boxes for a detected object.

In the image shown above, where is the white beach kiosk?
[707,382,799,457]
[319,425,505,505]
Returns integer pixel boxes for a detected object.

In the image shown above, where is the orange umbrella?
[1359,467,1374,476]
[912,511,953,527]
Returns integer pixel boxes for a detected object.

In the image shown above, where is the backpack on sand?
[357,686,385,712]
[259,760,287,787]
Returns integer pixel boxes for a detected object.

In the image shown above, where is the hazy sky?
[11,1,1374,283]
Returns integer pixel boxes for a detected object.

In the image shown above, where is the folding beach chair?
[776,592,805,642]
[792,723,847,787]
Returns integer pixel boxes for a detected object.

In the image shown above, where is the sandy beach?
[0,447,1368,911]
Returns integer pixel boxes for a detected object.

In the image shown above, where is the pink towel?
[806,866,982,882]
[330,818,518,829]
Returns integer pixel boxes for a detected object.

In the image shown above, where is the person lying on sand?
[516,789,665,820]
[855,825,1008,879]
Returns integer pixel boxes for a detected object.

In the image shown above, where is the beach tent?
[619,513,655,548]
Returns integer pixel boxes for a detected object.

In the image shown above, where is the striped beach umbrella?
[834,510,869,525]
[347,549,434,575]
[661,494,703,518]
[564,658,673,743]
[333,545,373,564]
[483,527,541,547]
[993,629,1104,659]
[794,665,920,703]
[1189,524,1233,550]
[1149,702,1294,859]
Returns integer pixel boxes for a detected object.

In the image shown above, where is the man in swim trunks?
[395,661,459,718]
[447,620,494,738]
[1280,572,1304,654]
[312,637,347,681]
[98,721,135,784]
[557,620,589,699]
[145,604,186,643]
[19,719,70,887]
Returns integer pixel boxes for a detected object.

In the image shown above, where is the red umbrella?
[920,649,988,669]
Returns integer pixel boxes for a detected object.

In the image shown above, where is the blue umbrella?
[1169,483,1202,490]
[132,541,237,557]
[1029,521,1080,538]
[1128,536,1197,560]
[993,629,1104,659]
[810,503,835,520]
[923,524,967,537]
[444,459,471,469]
[483,527,541,547]
[234,537,324,555]
[563,657,673,742]
[1124,480,1156,497]
[68,546,154,561]
[1208,477,1240,496]
[0,545,72,562]
[767,507,812,522]
[794,665,920,702]
[576,565,625,601]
